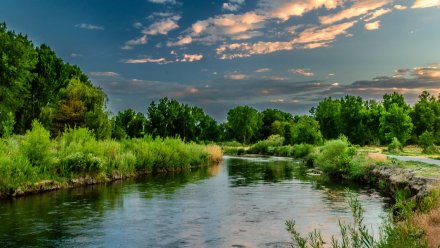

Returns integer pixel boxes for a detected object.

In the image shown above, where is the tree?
[418,131,438,154]
[113,109,146,139]
[226,106,261,144]
[260,108,293,139]
[379,103,413,144]
[289,116,323,145]
[0,23,37,134]
[339,95,369,145]
[41,78,111,138]
[311,97,341,139]
[412,91,440,143]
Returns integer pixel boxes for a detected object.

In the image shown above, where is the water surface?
[0,156,387,247]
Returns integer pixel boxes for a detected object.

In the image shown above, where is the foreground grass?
[0,122,222,197]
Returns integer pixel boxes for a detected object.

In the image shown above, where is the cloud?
[186,12,266,44]
[295,20,357,45]
[259,0,343,21]
[225,73,250,80]
[147,0,177,4]
[122,53,203,64]
[289,68,314,77]
[74,23,104,30]
[364,21,381,30]
[123,15,180,49]
[216,20,356,59]
[394,4,408,10]
[412,0,440,8]
[121,57,172,64]
[167,36,193,46]
[255,68,271,73]
[319,0,390,25]
[90,71,120,77]
[94,63,440,120]
[363,8,392,22]
[223,0,246,12]
[180,53,204,62]
[70,53,83,58]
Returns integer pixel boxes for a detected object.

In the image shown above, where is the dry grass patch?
[367,152,387,162]
[413,205,440,248]
[206,145,223,163]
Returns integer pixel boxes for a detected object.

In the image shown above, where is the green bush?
[20,121,53,171]
[388,137,403,154]
[61,152,103,173]
[418,131,438,154]
[314,136,356,178]
[248,135,284,154]
[292,144,315,158]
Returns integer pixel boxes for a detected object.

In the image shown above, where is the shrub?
[388,137,403,154]
[314,136,356,178]
[20,121,53,171]
[292,144,315,159]
[419,131,438,154]
[61,152,103,174]
[248,135,284,154]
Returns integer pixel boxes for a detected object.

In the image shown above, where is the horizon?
[1,0,439,120]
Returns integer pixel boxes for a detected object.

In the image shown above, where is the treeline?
[1,23,439,149]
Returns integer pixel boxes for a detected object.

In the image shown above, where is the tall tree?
[380,103,413,144]
[412,91,440,143]
[226,106,261,144]
[310,97,341,139]
[0,23,37,135]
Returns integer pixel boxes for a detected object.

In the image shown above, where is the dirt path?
[387,155,440,166]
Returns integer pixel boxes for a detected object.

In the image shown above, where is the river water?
[0,156,388,247]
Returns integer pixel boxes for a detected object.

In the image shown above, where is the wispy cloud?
[70,53,83,58]
[148,0,177,5]
[255,68,271,73]
[90,71,120,77]
[74,23,104,30]
[123,15,180,49]
[223,0,246,12]
[412,0,440,8]
[319,0,390,25]
[122,53,203,64]
[289,68,314,77]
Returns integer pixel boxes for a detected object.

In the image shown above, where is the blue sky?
[1,0,440,120]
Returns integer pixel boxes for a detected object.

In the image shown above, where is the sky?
[1,0,440,120]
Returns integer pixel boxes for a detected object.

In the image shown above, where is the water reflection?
[0,156,387,247]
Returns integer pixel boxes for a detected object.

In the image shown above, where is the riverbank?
[224,137,440,247]
[0,124,223,199]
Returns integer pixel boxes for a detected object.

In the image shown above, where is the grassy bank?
[0,122,222,198]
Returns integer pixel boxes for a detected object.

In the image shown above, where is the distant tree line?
[1,23,439,148]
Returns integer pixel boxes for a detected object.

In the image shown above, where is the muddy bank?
[369,165,440,199]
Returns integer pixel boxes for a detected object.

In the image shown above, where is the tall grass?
[0,124,222,196]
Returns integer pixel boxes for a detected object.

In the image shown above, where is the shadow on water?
[0,156,388,247]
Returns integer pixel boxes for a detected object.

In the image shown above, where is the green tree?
[113,109,146,139]
[0,23,37,133]
[412,91,440,143]
[310,97,341,140]
[260,108,293,139]
[418,131,438,154]
[339,96,370,145]
[290,116,323,145]
[226,106,261,144]
[42,78,111,138]
[380,103,413,144]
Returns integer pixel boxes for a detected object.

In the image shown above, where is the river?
[0,156,388,247]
